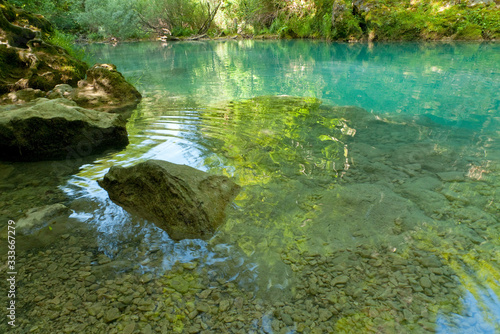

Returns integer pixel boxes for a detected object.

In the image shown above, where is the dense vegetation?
[6,0,500,41]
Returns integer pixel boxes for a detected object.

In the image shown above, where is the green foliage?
[455,22,483,40]
[6,0,498,41]
[363,1,500,41]
[8,0,81,32]
[47,29,92,64]
[320,13,333,39]
[365,4,425,40]
[76,0,144,40]
[134,0,223,37]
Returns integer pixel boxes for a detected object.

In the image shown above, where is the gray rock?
[0,98,128,161]
[47,84,74,99]
[98,160,240,240]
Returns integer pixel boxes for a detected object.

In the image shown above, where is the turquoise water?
[1,40,499,333]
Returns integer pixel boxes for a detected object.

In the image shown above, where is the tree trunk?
[197,0,222,35]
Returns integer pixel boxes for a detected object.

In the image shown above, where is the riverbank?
[10,0,500,45]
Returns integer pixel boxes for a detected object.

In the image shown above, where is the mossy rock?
[0,1,88,98]
[0,7,37,48]
[0,0,53,41]
[25,40,88,90]
[0,0,16,22]
[0,98,129,161]
[0,40,88,95]
[99,160,240,241]
[71,64,142,112]
[455,23,483,40]
[0,44,28,94]
[15,11,54,38]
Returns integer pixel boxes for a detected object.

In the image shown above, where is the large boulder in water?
[98,160,241,241]
[0,98,129,161]
[0,1,87,95]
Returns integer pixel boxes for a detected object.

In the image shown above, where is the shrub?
[76,0,143,40]
[48,29,93,64]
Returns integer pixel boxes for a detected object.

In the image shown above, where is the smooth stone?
[437,171,465,182]
[441,188,468,202]
[97,254,111,265]
[0,98,128,161]
[104,308,121,323]
[140,273,153,283]
[419,256,442,268]
[122,322,136,334]
[14,203,71,234]
[318,309,333,321]
[219,300,231,312]
[420,276,432,289]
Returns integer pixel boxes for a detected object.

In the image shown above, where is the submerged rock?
[0,98,128,161]
[98,160,240,241]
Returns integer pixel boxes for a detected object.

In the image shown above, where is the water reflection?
[438,289,500,334]
[86,40,500,118]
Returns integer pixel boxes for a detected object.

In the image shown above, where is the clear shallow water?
[1,40,499,333]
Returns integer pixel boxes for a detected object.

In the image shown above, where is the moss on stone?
[0,44,28,94]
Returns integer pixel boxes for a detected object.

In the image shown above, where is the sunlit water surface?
[1,40,499,333]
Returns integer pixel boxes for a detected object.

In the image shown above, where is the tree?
[135,0,221,38]
[197,0,222,35]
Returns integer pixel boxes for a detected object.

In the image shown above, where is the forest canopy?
[6,0,500,41]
